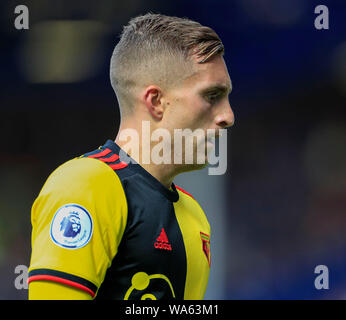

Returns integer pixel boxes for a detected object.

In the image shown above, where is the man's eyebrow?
[202,83,232,94]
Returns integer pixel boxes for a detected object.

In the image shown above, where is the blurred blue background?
[0,0,345,299]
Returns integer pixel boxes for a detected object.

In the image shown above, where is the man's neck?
[115,124,177,189]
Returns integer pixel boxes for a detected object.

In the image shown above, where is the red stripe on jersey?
[88,148,112,158]
[28,275,96,298]
[109,162,128,170]
[98,153,120,163]
[88,148,128,170]
[175,185,194,199]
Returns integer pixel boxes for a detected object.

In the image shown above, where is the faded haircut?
[110,13,224,116]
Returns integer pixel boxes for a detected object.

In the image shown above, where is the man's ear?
[143,85,164,120]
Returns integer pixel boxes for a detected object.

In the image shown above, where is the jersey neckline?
[103,139,179,202]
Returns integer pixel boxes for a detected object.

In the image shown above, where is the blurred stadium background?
[0,0,345,299]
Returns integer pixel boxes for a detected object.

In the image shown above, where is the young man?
[28,13,234,300]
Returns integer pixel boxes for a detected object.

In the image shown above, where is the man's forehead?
[184,56,232,90]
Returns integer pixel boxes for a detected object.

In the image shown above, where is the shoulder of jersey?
[175,185,195,200]
[64,146,129,177]
[42,146,129,194]
[175,185,210,231]
[175,185,202,208]
[81,146,129,171]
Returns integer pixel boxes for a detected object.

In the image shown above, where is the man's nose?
[216,103,235,129]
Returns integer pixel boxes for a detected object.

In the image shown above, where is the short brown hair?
[110,13,224,116]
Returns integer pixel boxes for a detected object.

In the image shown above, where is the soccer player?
[28,13,234,300]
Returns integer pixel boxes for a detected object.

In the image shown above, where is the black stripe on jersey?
[28,268,98,297]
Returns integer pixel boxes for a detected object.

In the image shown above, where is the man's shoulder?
[175,185,207,216]
[40,157,124,199]
[174,185,211,234]
[50,157,119,185]
[33,156,128,228]
[175,185,195,200]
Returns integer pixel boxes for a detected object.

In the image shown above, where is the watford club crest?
[200,232,211,267]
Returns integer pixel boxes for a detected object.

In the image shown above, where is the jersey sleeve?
[28,157,128,298]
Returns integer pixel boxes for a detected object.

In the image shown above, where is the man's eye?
[206,93,221,103]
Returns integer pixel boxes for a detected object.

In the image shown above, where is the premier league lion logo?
[50,204,93,249]
[60,213,81,238]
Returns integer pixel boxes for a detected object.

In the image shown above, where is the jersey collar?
[103,140,179,202]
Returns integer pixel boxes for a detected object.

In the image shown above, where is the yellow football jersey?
[28,140,211,299]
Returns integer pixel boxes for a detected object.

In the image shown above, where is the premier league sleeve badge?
[50,204,93,249]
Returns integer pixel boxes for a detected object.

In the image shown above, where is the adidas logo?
[154,228,172,251]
